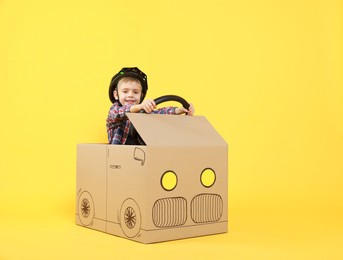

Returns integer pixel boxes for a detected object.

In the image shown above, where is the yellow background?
[1,0,342,259]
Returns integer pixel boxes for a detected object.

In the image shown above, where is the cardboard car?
[76,113,228,243]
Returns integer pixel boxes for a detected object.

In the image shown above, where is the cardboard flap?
[127,113,226,146]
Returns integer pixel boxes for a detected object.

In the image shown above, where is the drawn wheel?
[78,191,94,226]
[120,198,141,238]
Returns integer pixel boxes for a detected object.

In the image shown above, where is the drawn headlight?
[161,171,178,191]
[200,168,216,188]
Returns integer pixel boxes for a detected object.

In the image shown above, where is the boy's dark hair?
[109,67,148,103]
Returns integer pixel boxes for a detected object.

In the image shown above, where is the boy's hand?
[175,103,195,116]
[130,99,156,113]
[138,99,156,113]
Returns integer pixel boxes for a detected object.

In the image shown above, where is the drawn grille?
[152,197,187,228]
[191,194,223,223]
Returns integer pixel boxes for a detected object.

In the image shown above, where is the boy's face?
[114,79,143,105]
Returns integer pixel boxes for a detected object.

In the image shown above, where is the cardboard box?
[76,114,228,243]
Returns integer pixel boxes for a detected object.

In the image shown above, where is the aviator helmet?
[108,67,148,104]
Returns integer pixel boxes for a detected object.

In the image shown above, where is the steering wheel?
[131,95,190,145]
[139,95,190,113]
[154,95,190,110]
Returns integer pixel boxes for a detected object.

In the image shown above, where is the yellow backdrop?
[1,0,342,259]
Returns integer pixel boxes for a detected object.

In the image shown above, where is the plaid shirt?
[106,102,177,144]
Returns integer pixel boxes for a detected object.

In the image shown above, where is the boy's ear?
[113,89,118,100]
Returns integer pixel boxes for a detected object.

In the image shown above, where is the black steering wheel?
[131,95,190,145]
[154,95,190,110]
[139,95,190,113]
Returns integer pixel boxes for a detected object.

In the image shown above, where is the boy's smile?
[125,100,136,105]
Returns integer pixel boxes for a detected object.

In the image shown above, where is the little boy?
[106,67,195,145]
